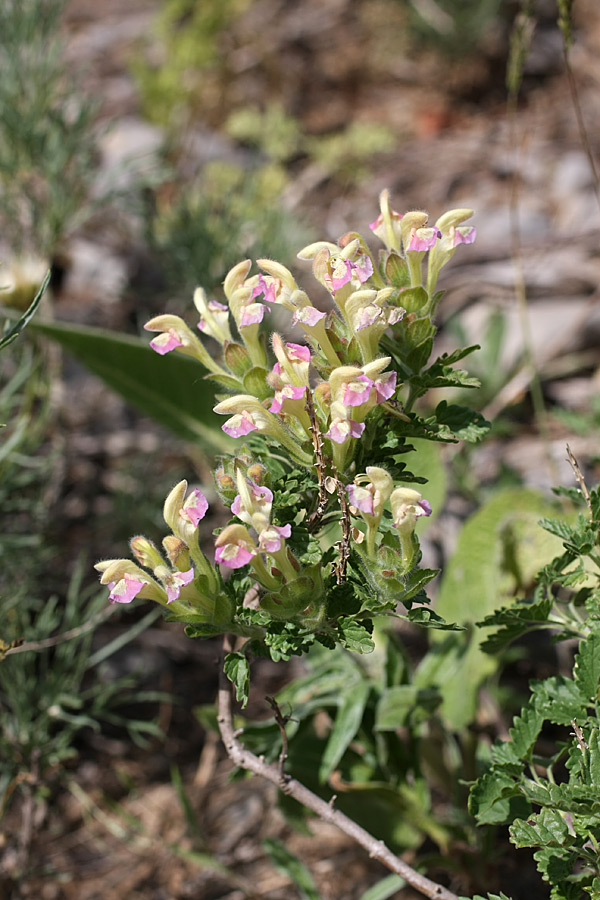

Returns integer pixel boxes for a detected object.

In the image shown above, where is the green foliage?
[424,488,566,729]
[263,838,321,900]
[241,635,460,853]
[227,104,395,185]
[132,0,248,129]
[0,564,164,814]
[146,161,307,296]
[469,486,600,899]
[32,318,232,450]
[0,0,101,256]
[405,0,504,57]
[0,272,49,352]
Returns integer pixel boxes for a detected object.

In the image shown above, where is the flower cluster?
[98,192,476,639]
[95,481,229,624]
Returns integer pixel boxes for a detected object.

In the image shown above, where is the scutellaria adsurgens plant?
[96,191,482,693]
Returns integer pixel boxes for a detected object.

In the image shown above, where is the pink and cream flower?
[390,487,432,536]
[144,314,227,375]
[369,189,404,253]
[193,287,232,344]
[258,523,292,554]
[214,524,258,569]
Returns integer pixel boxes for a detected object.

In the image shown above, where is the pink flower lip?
[240,303,266,327]
[407,227,442,252]
[374,371,397,403]
[330,259,354,292]
[388,308,405,325]
[342,375,373,407]
[259,523,292,553]
[108,574,146,604]
[354,255,374,284]
[368,214,383,232]
[222,412,258,438]
[454,226,477,246]
[231,482,274,518]
[149,329,183,355]
[269,383,307,414]
[253,274,279,304]
[418,499,433,517]
[355,306,383,331]
[293,307,326,327]
[347,484,374,515]
[215,543,256,569]
[181,489,209,527]
[166,567,194,604]
[325,419,365,444]
[285,342,311,362]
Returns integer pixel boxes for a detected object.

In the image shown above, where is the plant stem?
[216,634,459,900]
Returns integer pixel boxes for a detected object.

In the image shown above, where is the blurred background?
[1,0,600,897]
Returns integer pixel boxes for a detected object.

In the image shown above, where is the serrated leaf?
[478,596,554,653]
[33,319,233,451]
[403,607,463,630]
[223,652,250,708]
[433,400,490,442]
[532,676,586,726]
[338,617,375,654]
[509,808,570,848]
[538,517,576,542]
[507,704,545,760]
[574,632,600,703]
[467,894,514,900]
[401,568,440,603]
[262,838,321,900]
[468,768,530,825]
[319,679,370,783]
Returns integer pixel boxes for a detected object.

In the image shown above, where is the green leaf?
[478,595,554,653]
[403,607,462,630]
[262,838,321,900]
[396,286,427,313]
[468,768,530,825]
[467,894,514,900]
[432,400,490,442]
[337,617,375,654]
[223,652,250,708]
[532,676,586,726]
[32,319,233,451]
[574,631,600,703]
[375,685,441,730]
[506,704,545,760]
[319,679,370,783]
[400,568,440,603]
[0,271,50,351]
[432,488,567,728]
[509,808,571,848]
[358,874,406,900]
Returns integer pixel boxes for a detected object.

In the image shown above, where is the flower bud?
[130,536,163,570]
[223,259,252,300]
[162,535,191,569]
[390,487,432,536]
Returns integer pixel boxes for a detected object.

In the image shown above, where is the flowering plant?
[95,192,486,898]
[97,191,483,679]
